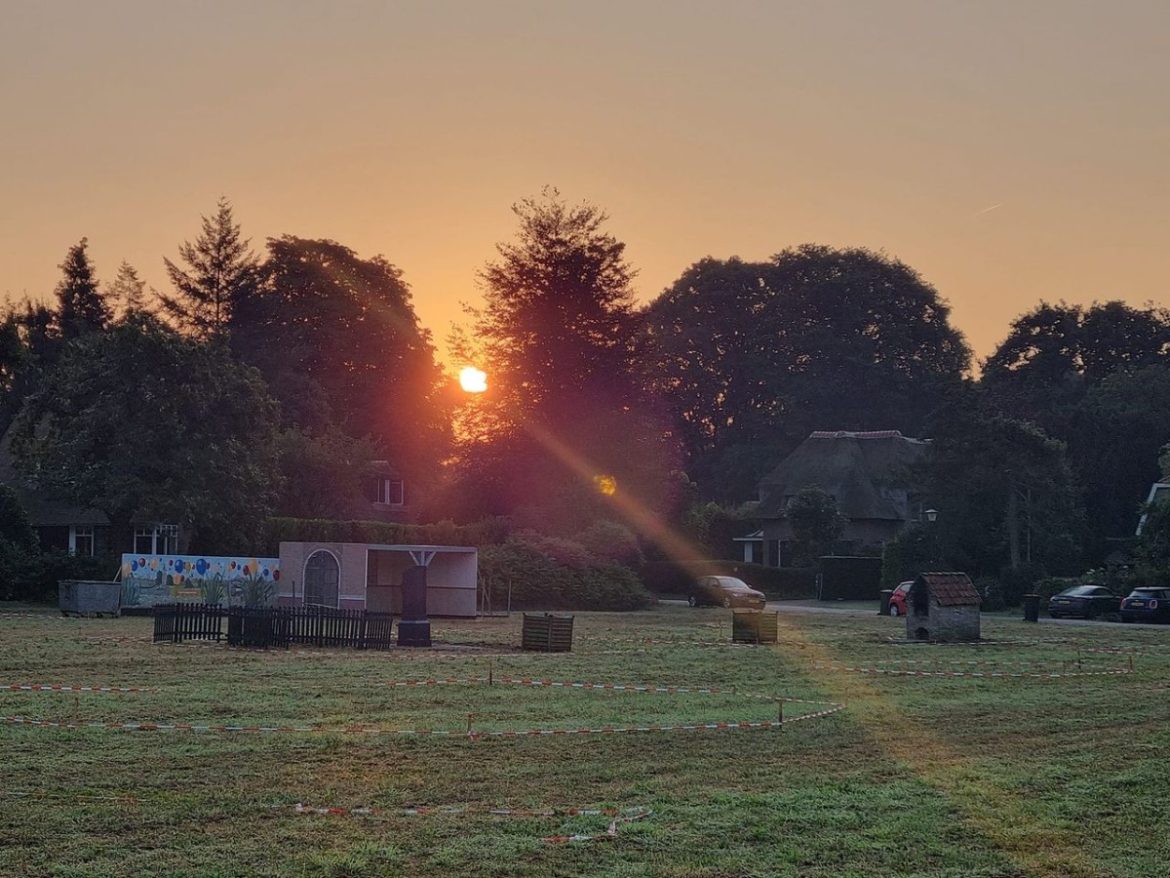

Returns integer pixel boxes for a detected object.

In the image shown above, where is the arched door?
[304,550,340,608]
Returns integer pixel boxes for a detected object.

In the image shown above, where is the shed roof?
[914,572,980,607]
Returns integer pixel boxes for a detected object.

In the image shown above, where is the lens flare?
[593,474,617,496]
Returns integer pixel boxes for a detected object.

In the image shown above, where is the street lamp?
[924,508,938,523]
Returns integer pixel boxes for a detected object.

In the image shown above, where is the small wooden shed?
[906,572,981,642]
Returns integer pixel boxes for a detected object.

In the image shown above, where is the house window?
[134,524,180,555]
[69,525,95,557]
[373,478,404,506]
[304,550,340,608]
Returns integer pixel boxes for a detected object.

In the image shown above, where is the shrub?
[973,576,1006,611]
[478,540,653,611]
[573,520,644,567]
[0,550,119,603]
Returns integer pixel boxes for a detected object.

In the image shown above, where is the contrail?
[973,202,1004,218]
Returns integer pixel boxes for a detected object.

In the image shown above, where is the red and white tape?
[813,662,1131,679]
[2,683,153,693]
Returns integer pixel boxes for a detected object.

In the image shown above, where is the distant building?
[750,430,928,566]
[1136,482,1170,536]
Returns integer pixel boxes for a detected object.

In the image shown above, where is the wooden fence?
[153,604,394,650]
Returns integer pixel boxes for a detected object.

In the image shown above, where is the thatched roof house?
[750,430,928,565]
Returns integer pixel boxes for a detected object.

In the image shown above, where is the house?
[360,460,410,522]
[1136,482,1170,536]
[752,430,928,566]
[906,572,981,642]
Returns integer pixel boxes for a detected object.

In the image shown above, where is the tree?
[107,260,149,318]
[272,427,378,519]
[160,198,259,337]
[981,300,1170,435]
[786,486,845,564]
[457,190,680,528]
[54,238,111,339]
[916,388,1083,580]
[1066,364,1170,554]
[11,314,282,553]
[644,246,971,501]
[233,236,449,490]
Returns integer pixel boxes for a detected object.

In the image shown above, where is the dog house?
[906,572,981,642]
[276,542,478,617]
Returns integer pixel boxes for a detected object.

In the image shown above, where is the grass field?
[1,605,1168,878]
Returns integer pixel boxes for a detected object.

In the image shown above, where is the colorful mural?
[120,554,281,608]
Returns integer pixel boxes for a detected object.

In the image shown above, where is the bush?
[0,550,119,603]
[998,563,1046,607]
[573,520,644,567]
[639,559,817,600]
[973,576,1006,612]
[478,539,653,611]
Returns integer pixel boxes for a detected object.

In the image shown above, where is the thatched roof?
[0,427,109,527]
[914,572,980,607]
[757,430,927,520]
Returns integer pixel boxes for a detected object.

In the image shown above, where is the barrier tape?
[2,683,153,693]
[814,662,1131,679]
[381,676,732,695]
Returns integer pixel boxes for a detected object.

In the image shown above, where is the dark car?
[1120,587,1170,624]
[1048,584,1121,619]
[689,576,767,609]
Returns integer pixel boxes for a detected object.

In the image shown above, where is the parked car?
[888,580,914,617]
[689,576,767,609]
[1047,584,1121,619]
[1120,587,1170,624]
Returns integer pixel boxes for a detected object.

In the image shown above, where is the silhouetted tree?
[55,238,110,339]
[233,236,449,490]
[456,190,680,529]
[107,260,149,318]
[160,198,259,337]
[11,314,282,553]
[645,247,970,500]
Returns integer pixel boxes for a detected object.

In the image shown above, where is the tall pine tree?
[55,238,110,339]
[160,198,258,337]
[107,260,149,319]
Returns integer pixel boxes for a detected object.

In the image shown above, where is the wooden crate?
[732,610,779,644]
[521,613,574,652]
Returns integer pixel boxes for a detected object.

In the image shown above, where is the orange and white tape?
[813,662,1131,679]
[2,683,153,693]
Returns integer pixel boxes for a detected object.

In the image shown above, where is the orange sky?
[2,1,1167,371]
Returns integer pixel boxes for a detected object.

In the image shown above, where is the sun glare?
[459,366,488,393]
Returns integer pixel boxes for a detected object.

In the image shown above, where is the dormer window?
[372,478,404,506]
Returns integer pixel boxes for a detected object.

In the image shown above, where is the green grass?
[1,606,1168,877]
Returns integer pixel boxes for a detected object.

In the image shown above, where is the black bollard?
[1022,593,1040,623]
[397,564,432,647]
[879,589,894,616]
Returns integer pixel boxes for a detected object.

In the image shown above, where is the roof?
[914,572,980,607]
[0,426,110,527]
[757,430,928,520]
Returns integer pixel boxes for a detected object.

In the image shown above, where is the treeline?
[2,190,1170,605]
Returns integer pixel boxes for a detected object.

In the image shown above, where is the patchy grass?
[1,606,1168,877]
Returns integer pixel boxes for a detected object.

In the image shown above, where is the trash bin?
[879,589,894,616]
[1023,593,1041,623]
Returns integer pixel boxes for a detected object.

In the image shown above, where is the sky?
[2,0,1167,370]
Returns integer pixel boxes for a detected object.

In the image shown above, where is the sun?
[458,366,488,394]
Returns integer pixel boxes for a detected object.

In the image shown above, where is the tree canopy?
[645,245,970,500]
[11,314,282,553]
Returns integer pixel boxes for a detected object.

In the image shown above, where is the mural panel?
[120,554,281,608]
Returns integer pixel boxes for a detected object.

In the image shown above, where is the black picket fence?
[153,604,395,650]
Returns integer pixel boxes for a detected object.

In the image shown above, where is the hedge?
[640,560,817,600]
[479,540,654,611]
[0,550,120,603]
